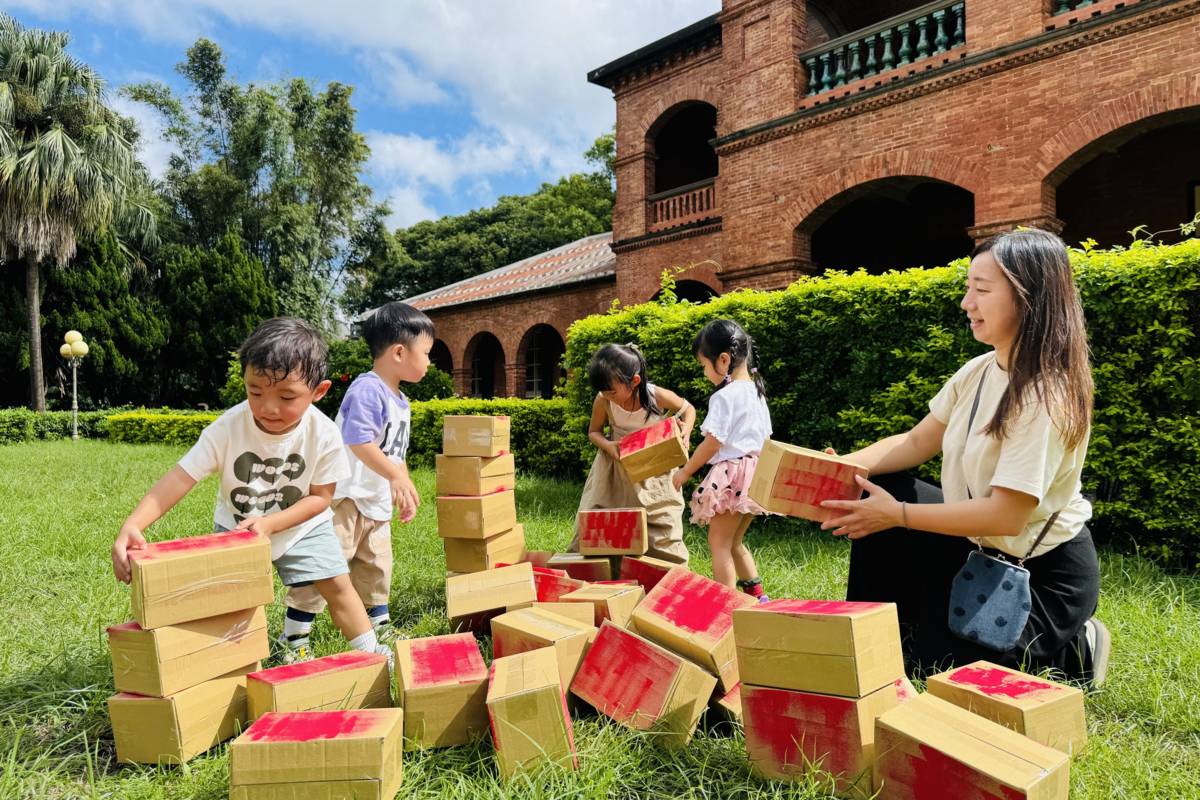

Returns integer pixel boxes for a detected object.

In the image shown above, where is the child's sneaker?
[375,643,395,673]
[275,633,314,665]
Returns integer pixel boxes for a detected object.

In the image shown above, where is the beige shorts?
[286,498,393,613]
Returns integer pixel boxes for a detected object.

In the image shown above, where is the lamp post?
[59,331,88,440]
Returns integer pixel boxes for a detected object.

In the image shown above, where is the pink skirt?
[688,452,769,524]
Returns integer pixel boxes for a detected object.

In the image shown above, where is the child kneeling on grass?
[111,317,391,665]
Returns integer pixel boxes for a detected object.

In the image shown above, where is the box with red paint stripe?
[229,708,404,800]
[873,693,1069,800]
[393,634,489,749]
[734,599,904,697]
[446,562,537,633]
[246,651,392,720]
[630,568,756,693]
[532,568,588,603]
[491,608,594,691]
[576,508,648,556]
[443,524,526,573]
[486,647,578,780]
[748,440,869,523]
[619,555,683,594]
[561,583,644,629]
[569,621,716,749]
[618,417,688,483]
[436,489,517,539]
[435,452,515,496]
[128,529,273,629]
[927,661,1086,756]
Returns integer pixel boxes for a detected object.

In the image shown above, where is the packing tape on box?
[143,569,267,603]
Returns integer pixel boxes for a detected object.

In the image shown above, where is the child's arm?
[350,442,419,522]
[652,387,696,442]
[113,465,198,583]
[587,394,620,461]
[672,433,722,491]
[243,482,335,537]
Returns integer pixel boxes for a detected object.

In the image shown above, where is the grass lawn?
[1,440,1197,799]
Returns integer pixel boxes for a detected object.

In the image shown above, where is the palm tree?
[0,13,156,410]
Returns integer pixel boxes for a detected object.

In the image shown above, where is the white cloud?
[359,51,450,109]
[382,184,438,229]
[110,94,179,181]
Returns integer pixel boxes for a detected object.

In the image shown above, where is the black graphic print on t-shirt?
[230,451,307,522]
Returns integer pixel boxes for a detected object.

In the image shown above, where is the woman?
[820,229,1110,687]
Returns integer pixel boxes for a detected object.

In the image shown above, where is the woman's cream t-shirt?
[929,352,1091,558]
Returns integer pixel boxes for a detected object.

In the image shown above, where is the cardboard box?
[576,508,648,556]
[436,489,517,539]
[393,634,488,749]
[229,708,404,800]
[742,679,910,794]
[570,621,716,749]
[487,648,578,779]
[712,681,743,723]
[873,693,1070,799]
[246,651,392,720]
[519,550,555,568]
[618,417,688,483]
[446,563,537,632]
[128,529,274,629]
[442,415,510,457]
[504,601,598,628]
[107,663,255,764]
[748,440,870,523]
[435,452,516,496]
[491,608,594,690]
[561,583,645,629]
[442,524,526,573]
[630,568,756,693]
[545,552,612,582]
[734,599,904,698]
[532,569,587,603]
[107,606,268,697]
[619,555,683,594]
[926,661,1087,756]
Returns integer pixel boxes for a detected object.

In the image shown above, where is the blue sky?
[5,1,718,228]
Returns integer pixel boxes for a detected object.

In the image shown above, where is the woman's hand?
[819,474,903,540]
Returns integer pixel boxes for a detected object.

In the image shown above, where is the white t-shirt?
[700,380,773,463]
[178,401,351,559]
[930,352,1092,558]
[333,371,411,522]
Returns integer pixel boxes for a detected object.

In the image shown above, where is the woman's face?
[962,251,1020,354]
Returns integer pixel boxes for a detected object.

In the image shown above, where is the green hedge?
[106,411,221,446]
[0,408,116,444]
[565,239,1200,567]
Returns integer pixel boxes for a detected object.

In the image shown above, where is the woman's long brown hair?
[972,229,1093,449]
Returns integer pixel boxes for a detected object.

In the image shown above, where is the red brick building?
[406,0,1200,397]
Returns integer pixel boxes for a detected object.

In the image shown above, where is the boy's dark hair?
[238,317,328,389]
[362,301,435,359]
[588,343,661,421]
[692,318,767,398]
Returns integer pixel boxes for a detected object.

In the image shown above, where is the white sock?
[284,617,314,641]
[1084,619,1097,654]
[348,629,379,653]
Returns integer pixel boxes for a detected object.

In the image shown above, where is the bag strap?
[964,365,989,501]
[1019,511,1060,565]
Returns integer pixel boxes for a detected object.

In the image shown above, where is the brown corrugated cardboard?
[107,662,256,764]
[532,568,587,603]
[229,708,404,800]
[712,681,743,723]
[926,661,1087,756]
[748,440,870,523]
[734,600,904,698]
[617,417,688,483]
[504,601,598,628]
[442,415,510,457]
[107,606,268,697]
[246,651,392,720]
[873,693,1070,799]
[491,608,594,690]
[435,452,516,496]
[545,553,612,582]
[393,634,488,749]
[570,621,716,749]
[128,529,274,629]
[619,555,683,595]
[561,583,645,628]
[436,489,517,539]
[442,524,526,573]
[576,508,648,556]
[742,679,909,795]
[630,568,755,693]
[486,648,578,779]
[446,562,537,632]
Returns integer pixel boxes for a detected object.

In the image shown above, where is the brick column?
[504,364,524,399]
[719,0,806,132]
[453,367,471,398]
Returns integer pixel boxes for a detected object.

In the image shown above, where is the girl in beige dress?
[568,343,695,563]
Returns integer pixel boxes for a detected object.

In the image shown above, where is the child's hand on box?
[242,516,277,536]
[604,441,622,462]
[112,523,147,583]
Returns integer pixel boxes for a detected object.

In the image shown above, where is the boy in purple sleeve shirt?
[282,302,434,660]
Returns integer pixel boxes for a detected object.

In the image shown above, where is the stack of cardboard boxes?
[106,530,274,764]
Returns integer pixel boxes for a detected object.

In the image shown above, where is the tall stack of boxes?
[106,530,274,764]
[437,415,524,574]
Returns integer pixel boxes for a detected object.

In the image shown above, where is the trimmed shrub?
[106,411,220,446]
[0,408,114,444]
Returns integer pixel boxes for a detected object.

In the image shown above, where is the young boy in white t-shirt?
[111,317,391,663]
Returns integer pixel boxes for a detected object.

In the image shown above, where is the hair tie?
[750,367,758,374]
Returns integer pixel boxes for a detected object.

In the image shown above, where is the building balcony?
[647,178,718,233]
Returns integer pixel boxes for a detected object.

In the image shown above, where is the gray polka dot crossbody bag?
[947,365,1059,652]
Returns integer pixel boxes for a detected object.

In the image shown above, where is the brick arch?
[1037,73,1200,187]
[638,83,722,142]
[784,151,982,234]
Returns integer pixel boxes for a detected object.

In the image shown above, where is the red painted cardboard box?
[570,621,716,749]
[504,601,598,629]
[393,634,489,749]
[576,508,648,556]
[532,568,588,603]
[618,417,688,483]
[742,678,911,795]
[246,651,392,720]
[734,599,904,698]
[229,708,404,800]
[446,562,537,632]
[561,583,645,628]
[873,693,1069,799]
[442,415,510,457]
[619,555,683,595]
[128,529,274,629]
[927,661,1087,756]
[442,524,526,573]
[712,681,743,723]
[630,568,756,693]
[748,440,870,523]
[436,489,517,539]
[545,552,613,582]
[487,648,578,780]
[491,608,594,691]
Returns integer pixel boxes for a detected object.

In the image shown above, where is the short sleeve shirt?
[700,380,773,464]
[333,372,411,521]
